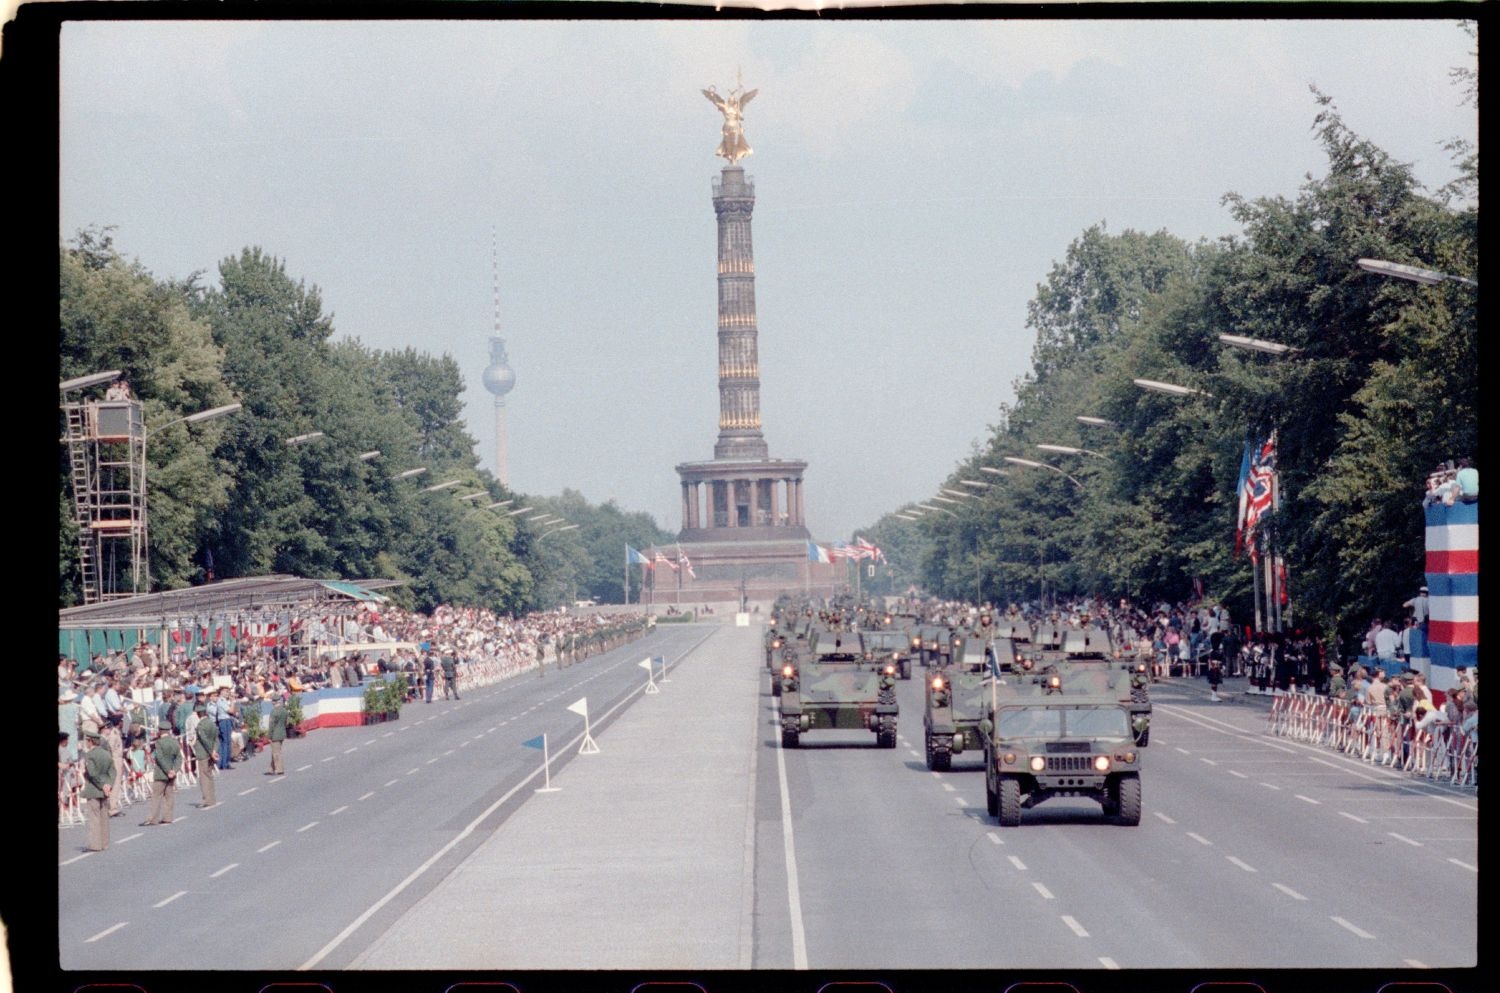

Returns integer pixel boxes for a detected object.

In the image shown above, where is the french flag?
[807,541,832,564]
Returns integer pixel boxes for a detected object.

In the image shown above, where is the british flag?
[853,536,886,564]
[676,545,697,579]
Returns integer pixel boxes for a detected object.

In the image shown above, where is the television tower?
[482,228,517,486]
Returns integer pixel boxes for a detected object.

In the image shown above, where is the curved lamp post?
[1356,257,1476,288]
[1002,455,1083,490]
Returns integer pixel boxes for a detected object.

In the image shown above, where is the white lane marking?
[1200,757,1218,766]
[488,727,497,733]
[1228,770,1248,779]
[382,732,395,738]
[1273,883,1307,901]
[116,832,143,845]
[941,783,956,792]
[1061,915,1089,937]
[459,741,470,748]
[406,768,419,775]
[84,922,128,943]
[153,891,187,908]
[398,726,409,732]
[359,791,376,802]
[1099,957,1120,969]
[60,852,92,866]
[1332,916,1375,939]
[209,863,238,878]
[955,797,969,807]
[1294,794,1321,805]
[1008,856,1027,871]
[1226,856,1257,873]
[1033,882,1054,899]
[384,779,399,788]
[1153,812,1177,825]
[426,757,439,765]
[907,750,921,758]
[1260,782,1282,790]
[774,707,810,971]
[473,734,485,741]
[1448,859,1477,872]
[1175,747,1191,755]
[986,832,1004,845]
[1405,959,1428,969]
[1388,832,1423,847]
[321,756,336,763]
[296,821,319,833]
[930,771,943,779]
[1186,832,1213,846]
[330,805,349,816]
[297,765,312,772]
[1338,812,1368,824]
[238,788,258,796]
[257,841,281,854]
[267,776,284,785]
[443,749,455,757]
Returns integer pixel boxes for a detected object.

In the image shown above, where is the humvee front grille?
[1045,755,1093,772]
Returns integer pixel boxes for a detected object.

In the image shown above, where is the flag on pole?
[521,734,545,750]
[1234,441,1251,557]
[567,697,588,718]
[676,545,697,579]
[627,545,653,571]
[1243,432,1277,540]
[807,540,832,564]
[854,536,886,563]
[653,550,679,572]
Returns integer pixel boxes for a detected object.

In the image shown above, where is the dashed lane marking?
[459,741,470,748]
[1008,856,1027,871]
[406,768,419,775]
[384,779,399,788]
[930,771,943,779]
[399,727,410,732]
[1388,832,1423,847]
[1260,782,1282,790]
[955,797,968,807]
[60,853,92,866]
[116,832,143,845]
[322,756,337,763]
[257,841,280,853]
[238,788,257,796]
[84,922,128,943]
[1226,856,1257,873]
[1153,812,1177,825]
[986,832,1004,845]
[343,748,358,755]
[1338,811,1368,823]
[1294,794,1321,804]
[488,727,497,733]
[1331,916,1375,939]
[296,821,319,833]
[941,783,956,792]
[153,891,187,908]
[1186,832,1213,846]
[1033,882,1054,899]
[1099,957,1120,969]
[382,732,395,738]
[443,749,455,757]
[1061,915,1089,937]
[1405,959,1429,969]
[1228,770,1247,778]
[1200,757,1218,766]
[359,792,376,802]
[330,805,349,816]
[1175,747,1191,755]
[297,765,312,772]
[209,863,238,878]
[364,738,377,745]
[1273,883,1307,901]
[1448,859,1477,872]
[426,758,439,765]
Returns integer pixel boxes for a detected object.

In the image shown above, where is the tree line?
[858,94,1476,651]
[60,234,671,612]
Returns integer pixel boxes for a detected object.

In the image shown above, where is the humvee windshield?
[997,706,1130,739]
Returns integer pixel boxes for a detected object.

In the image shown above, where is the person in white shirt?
[1373,622,1400,662]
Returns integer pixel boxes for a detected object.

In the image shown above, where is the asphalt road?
[57,624,713,970]
[59,622,1478,976]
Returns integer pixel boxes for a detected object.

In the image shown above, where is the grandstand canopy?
[58,575,400,630]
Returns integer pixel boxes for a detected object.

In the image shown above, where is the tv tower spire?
[482,226,517,486]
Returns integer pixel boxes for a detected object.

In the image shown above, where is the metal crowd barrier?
[1267,693,1477,788]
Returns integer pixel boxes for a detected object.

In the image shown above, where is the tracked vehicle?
[778,629,898,749]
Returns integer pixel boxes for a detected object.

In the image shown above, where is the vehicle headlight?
[1116,750,1136,764]
[931,676,944,690]
[782,665,795,678]
[1048,675,1062,689]
[1093,755,1112,772]
[1002,752,1017,765]
[1029,756,1046,772]
[884,664,895,676]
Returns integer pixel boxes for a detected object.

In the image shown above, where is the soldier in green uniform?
[142,725,182,825]
[194,706,219,808]
[81,728,115,851]
[266,693,288,775]
[1328,664,1347,702]
[441,652,460,700]
[536,638,547,678]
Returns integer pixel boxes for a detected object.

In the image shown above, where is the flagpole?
[625,544,630,606]
[1250,534,1263,634]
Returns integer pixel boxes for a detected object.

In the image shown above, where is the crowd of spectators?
[58,599,649,826]
[1424,458,1479,507]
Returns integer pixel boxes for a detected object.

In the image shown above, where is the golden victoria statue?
[702,77,757,165]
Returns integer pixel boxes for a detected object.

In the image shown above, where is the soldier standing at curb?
[441,650,460,700]
[142,725,181,826]
[81,728,114,851]
[536,637,546,678]
[193,705,219,808]
[266,692,288,776]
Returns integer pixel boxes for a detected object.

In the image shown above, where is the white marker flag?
[567,697,588,718]
[638,658,653,670]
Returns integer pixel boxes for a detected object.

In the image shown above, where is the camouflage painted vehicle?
[860,629,914,680]
[1052,626,1152,747]
[916,625,947,668]
[923,632,995,770]
[778,629,899,749]
[980,666,1143,827]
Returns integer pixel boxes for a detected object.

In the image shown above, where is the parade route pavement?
[351,619,762,970]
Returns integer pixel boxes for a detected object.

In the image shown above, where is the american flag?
[1242,431,1277,539]
[653,551,679,572]
[676,545,697,579]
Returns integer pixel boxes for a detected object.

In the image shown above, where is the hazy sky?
[60,17,1477,540]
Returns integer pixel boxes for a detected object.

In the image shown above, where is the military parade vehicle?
[1055,625,1152,747]
[778,627,898,749]
[922,612,1002,770]
[860,628,915,680]
[979,664,1143,827]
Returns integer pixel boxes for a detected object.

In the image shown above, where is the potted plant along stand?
[383,675,406,721]
[286,692,304,737]
[241,700,267,753]
[363,682,385,724]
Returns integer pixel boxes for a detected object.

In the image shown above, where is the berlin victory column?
[666,77,840,603]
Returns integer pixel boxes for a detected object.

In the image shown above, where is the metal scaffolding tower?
[61,389,148,603]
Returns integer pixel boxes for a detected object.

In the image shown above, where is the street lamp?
[1036,443,1106,459]
[285,431,325,446]
[1133,378,1212,399]
[1218,334,1299,357]
[1003,455,1083,490]
[958,479,991,489]
[422,479,463,493]
[978,466,1010,477]
[394,467,429,480]
[487,500,514,510]
[939,488,977,500]
[60,370,123,393]
[507,506,536,517]
[458,491,489,502]
[358,449,382,462]
[1076,416,1117,429]
[917,503,957,518]
[1356,257,1476,288]
[931,495,964,505]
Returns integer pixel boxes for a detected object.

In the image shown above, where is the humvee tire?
[997,777,1022,827]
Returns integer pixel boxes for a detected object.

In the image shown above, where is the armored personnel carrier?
[860,628,915,680]
[1056,626,1152,747]
[980,665,1143,826]
[922,631,994,770]
[778,628,898,749]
